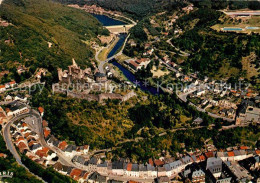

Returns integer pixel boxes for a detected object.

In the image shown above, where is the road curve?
[97,34,130,74]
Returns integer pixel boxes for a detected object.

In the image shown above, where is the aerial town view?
[0,0,259,182]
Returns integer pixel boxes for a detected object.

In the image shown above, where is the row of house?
[0,80,16,92]
[10,121,58,166]
[63,148,260,181]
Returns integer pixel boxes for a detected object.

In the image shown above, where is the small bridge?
[105,24,135,34]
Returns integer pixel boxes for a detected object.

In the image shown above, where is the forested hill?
[0,0,108,83]
[53,0,260,19]
[53,0,188,19]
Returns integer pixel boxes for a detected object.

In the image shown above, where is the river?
[92,14,126,26]
[93,14,161,95]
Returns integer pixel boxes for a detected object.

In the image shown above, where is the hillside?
[0,0,108,83]
[53,0,187,19]
[171,8,260,86]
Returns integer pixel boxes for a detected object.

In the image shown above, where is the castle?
[58,59,94,84]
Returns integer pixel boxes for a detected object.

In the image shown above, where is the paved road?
[166,38,190,57]
[28,109,76,167]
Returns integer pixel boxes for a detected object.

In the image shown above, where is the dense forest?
[53,0,260,19]
[0,0,109,83]
[53,0,187,19]
[112,125,260,162]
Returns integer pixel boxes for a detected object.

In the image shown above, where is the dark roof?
[72,155,85,164]
[88,157,98,165]
[31,143,41,150]
[112,161,124,169]
[64,144,76,152]
[131,164,139,171]
[9,102,27,111]
[139,164,147,171]
[66,167,74,174]
[95,72,106,77]
[88,172,107,182]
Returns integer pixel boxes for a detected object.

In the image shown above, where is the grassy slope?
[0,0,107,71]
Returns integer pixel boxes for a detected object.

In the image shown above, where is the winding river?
[93,14,161,95]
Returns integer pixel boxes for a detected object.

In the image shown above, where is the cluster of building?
[3,100,29,117]
[68,4,120,16]
[0,80,16,92]
[51,147,260,182]
[10,120,58,166]
[158,52,259,123]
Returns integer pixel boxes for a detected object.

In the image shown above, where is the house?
[181,156,193,165]
[227,151,235,161]
[206,157,222,178]
[176,72,182,78]
[125,163,139,177]
[76,145,89,155]
[147,164,157,178]
[17,65,26,74]
[5,95,12,102]
[154,159,164,167]
[169,160,184,174]
[70,168,82,181]
[196,89,206,96]
[158,167,166,177]
[193,117,203,126]
[31,143,42,153]
[112,161,125,176]
[0,153,7,158]
[47,136,60,147]
[0,85,6,92]
[217,152,229,162]
[18,142,28,153]
[88,172,108,183]
[64,144,77,158]
[42,120,48,128]
[53,162,70,175]
[97,162,108,174]
[139,164,148,178]
[38,107,44,116]
[157,176,170,183]
[129,60,141,71]
[78,171,89,183]
[14,95,27,102]
[136,58,151,68]
[191,169,205,183]
[201,99,208,106]
[6,102,29,117]
[163,164,172,177]
[72,155,85,165]
[58,141,68,151]
[44,127,51,138]
[35,147,50,158]
[95,72,107,82]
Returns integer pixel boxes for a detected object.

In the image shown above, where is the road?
[166,38,190,57]
[97,34,130,73]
